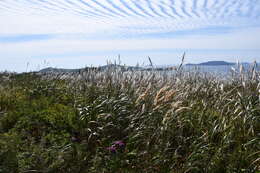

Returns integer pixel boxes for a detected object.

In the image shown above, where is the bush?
[0,67,259,172]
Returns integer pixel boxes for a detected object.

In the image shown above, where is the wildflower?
[106,146,116,153]
[71,136,80,143]
[113,140,125,148]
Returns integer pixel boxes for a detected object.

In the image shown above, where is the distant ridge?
[39,61,258,73]
[39,67,83,73]
[186,61,235,66]
[39,65,143,73]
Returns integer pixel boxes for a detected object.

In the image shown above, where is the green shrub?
[0,68,259,172]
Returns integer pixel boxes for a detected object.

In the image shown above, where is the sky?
[0,0,260,72]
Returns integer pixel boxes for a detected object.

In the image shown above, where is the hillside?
[39,65,143,73]
[186,61,236,66]
[0,69,259,172]
[39,61,248,73]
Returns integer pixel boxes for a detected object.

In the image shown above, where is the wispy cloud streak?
[0,34,55,43]
[1,0,259,24]
[0,0,260,66]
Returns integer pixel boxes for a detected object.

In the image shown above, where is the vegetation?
[0,64,259,173]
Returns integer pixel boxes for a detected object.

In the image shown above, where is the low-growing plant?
[0,64,259,172]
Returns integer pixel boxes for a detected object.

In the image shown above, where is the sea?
[183,64,259,75]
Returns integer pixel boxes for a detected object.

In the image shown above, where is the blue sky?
[0,0,260,72]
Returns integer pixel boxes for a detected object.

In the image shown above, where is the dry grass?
[0,63,259,172]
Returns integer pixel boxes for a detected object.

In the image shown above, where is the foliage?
[0,66,259,173]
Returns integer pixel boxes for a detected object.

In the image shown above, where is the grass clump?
[0,66,259,173]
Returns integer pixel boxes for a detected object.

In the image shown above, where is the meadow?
[0,64,259,173]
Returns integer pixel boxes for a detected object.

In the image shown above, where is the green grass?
[0,66,259,173]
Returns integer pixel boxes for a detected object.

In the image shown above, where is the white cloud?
[0,0,259,35]
[0,0,260,71]
[1,26,260,52]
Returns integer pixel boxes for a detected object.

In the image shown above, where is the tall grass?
[0,64,259,172]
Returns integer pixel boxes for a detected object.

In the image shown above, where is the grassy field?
[0,65,259,173]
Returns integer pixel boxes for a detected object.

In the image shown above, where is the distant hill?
[186,61,236,66]
[39,65,143,73]
[39,67,84,73]
[39,61,258,73]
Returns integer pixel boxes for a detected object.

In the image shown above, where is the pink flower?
[113,140,125,149]
[106,146,116,153]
